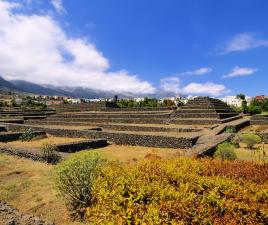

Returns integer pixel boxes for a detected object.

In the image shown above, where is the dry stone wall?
[0,144,61,164]
[56,139,108,153]
[0,131,46,142]
[250,115,268,125]
[5,124,198,149]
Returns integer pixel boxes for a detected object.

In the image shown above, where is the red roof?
[255,95,267,100]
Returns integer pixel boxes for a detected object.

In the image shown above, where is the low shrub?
[214,142,237,161]
[201,159,268,184]
[19,128,37,142]
[85,158,268,224]
[54,152,105,219]
[40,142,60,164]
[225,126,236,133]
[231,134,241,147]
[248,105,262,114]
[240,133,262,149]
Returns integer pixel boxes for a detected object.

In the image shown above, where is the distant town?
[0,90,266,108]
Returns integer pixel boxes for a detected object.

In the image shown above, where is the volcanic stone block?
[171,97,239,125]
[250,115,268,125]
[0,131,46,142]
[56,139,108,153]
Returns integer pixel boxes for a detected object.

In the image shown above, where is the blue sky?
[0,0,267,96]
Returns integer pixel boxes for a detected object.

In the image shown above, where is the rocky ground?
[0,201,54,225]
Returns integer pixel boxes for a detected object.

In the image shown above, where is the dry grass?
[240,125,268,133]
[88,145,185,163]
[234,143,268,163]
[6,135,85,149]
[0,153,83,225]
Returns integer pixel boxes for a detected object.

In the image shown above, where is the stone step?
[57,111,170,115]
[182,106,234,112]
[251,115,268,120]
[187,133,233,157]
[169,115,241,125]
[251,120,268,125]
[25,120,202,133]
[50,113,171,119]
[175,109,234,113]
[0,119,24,124]
[169,118,220,125]
[100,107,177,112]
[187,101,228,105]
[187,100,226,104]
[174,113,238,119]
[44,117,166,124]
[185,103,229,108]
[251,117,268,120]
[0,126,7,132]
[188,97,224,102]
[220,115,242,123]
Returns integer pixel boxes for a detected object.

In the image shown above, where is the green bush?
[54,152,105,218]
[214,142,237,161]
[20,96,47,110]
[240,133,262,149]
[248,105,262,114]
[249,98,268,113]
[40,142,60,164]
[19,128,37,142]
[225,126,236,133]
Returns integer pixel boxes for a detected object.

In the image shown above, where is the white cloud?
[51,0,65,14]
[223,66,258,78]
[180,67,212,76]
[0,0,155,94]
[160,76,229,96]
[160,77,180,93]
[219,33,268,54]
[182,82,230,96]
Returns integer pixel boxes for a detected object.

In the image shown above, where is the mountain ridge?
[0,76,180,99]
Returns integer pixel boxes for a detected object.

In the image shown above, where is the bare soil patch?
[89,144,185,163]
[240,125,268,133]
[6,136,86,149]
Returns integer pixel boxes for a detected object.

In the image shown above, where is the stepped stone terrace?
[0,97,249,157]
[171,97,241,125]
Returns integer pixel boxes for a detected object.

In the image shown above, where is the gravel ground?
[0,201,54,225]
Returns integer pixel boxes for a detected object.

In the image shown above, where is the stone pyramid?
[170,97,241,125]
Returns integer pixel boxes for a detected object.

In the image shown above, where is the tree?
[113,95,118,103]
[236,93,245,100]
[248,98,268,114]
[11,98,18,107]
[236,93,247,113]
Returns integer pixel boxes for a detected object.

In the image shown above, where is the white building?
[68,98,81,104]
[221,96,251,107]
